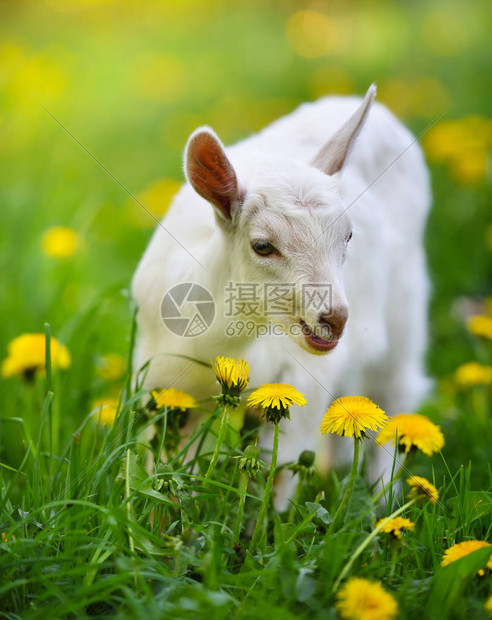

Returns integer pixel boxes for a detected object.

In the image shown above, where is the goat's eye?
[252,240,277,256]
[346,231,353,243]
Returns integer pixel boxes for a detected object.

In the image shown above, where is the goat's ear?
[312,84,376,176]
[184,127,243,222]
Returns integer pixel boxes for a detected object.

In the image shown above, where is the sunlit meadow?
[0,1,491,618]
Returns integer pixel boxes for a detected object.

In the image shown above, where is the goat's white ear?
[184,127,243,222]
[312,84,376,176]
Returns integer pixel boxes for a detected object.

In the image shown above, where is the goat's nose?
[318,308,348,340]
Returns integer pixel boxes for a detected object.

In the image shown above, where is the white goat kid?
[132,85,431,489]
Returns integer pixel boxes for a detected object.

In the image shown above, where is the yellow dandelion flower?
[248,383,307,410]
[467,314,492,340]
[376,517,415,539]
[336,577,398,620]
[454,362,492,387]
[309,66,355,99]
[1,532,15,543]
[212,356,249,392]
[320,396,388,439]
[7,53,67,106]
[442,540,492,576]
[377,413,445,456]
[407,476,439,504]
[379,76,450,121]
[96,353,127,382]
[424,121,467,162]
[286,10,339,59]
[212,356,249,408]
[423,116,492,185]
[92,398,119,426]
[248,383,306,424]
[1,333,71,379]
[41,226,79,258]
[451,151,488,185]
[151,387,197,411]
[485,596,492,617]
[133,178,182,224]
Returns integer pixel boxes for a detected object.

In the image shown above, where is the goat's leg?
[364,246,431,487]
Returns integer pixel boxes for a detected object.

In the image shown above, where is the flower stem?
[388,543,398,580]
[249,422,279,552]
[232,472,249,543]
[332,498,415,592]
[329,437,360,533]
[204,406,229,482]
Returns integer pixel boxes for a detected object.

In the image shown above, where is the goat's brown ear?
[312,84,376,176]
[184,127,243,222]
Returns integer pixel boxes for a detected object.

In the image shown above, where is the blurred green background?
[0,0,491,436]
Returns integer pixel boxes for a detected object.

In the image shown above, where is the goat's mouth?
[299,319,339,352]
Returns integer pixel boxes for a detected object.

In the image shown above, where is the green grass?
[0,0,491,617]
[0,335,491,618]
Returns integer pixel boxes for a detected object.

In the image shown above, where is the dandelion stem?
[332,498,415,592]
[250,422,279,552]
[232,472,249,544]
[329,437,360,533]
[388,543,398,580]
[204,406,229,482]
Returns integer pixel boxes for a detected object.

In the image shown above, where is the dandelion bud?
[155,463,177,495]
[298,449,315,468]
[290,449,316,481]
[212,356,249,408]
[238,444,265,478]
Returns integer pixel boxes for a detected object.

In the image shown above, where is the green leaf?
[305,502,331,525]
[280,522,296,541]
[137,485,175,506]
[295,568,317,603]
[179,494,200,523]
[115,452,176,507]
[115,450,148,490]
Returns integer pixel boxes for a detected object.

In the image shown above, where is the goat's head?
[184,85,376,355]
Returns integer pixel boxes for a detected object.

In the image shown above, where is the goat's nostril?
[318,309,348,339]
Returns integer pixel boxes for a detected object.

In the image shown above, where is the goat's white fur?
[132,86,431,497]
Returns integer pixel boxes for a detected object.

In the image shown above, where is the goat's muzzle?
[318,308,348,341]
[299,307,348,353]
